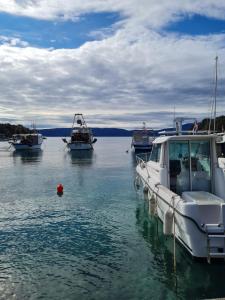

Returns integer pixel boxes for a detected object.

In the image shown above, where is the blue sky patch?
[0,12,121,48]
[165,14,225,36]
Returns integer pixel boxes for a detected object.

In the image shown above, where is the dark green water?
[0,137,224,299]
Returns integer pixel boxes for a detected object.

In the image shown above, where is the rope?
[173,196,176,272]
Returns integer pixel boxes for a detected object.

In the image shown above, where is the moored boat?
[9,133,43,150]
[131,122,154,152]
[62,114,97,151]
[136,132,225,262]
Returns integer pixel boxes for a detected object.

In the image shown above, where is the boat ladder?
[206,224,225,263]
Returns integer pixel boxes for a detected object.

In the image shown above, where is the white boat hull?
[136,164,225,260]
[67,142,93,150]
[11,143,42,150]
[132,144,152,152]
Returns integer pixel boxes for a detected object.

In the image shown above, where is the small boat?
[131,122,154,152]
[9,133,43,150]
[136,128,225,262]
[62,114,97,151]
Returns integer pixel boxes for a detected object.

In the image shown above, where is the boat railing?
[136,152,151,165]
[158,130,209,136]
[136,154,152,179]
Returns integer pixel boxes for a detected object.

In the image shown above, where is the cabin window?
[150,144,161,162]
[190,141,211,192]
[169,141,190,194]
[169,140,211,195]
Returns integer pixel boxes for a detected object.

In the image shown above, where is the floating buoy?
[57,183,64,196]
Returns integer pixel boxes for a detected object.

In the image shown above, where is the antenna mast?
[213,56,218,133]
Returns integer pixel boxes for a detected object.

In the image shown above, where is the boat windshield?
[150,144,161,162]
[169,140,211,195]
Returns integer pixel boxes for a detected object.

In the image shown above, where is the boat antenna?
[208,56,218,133]
[173,105,176,128]
[213,56,218,133]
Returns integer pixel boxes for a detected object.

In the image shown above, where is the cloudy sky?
[0,1,225,129]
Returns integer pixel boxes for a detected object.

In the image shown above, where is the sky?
[0,1,225,129]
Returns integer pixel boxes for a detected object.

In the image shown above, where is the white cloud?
[1,0,225,27]
[0,28,224,128]
[0,1,225,128]
[0,35,29,47]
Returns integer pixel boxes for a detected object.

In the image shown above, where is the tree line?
[197,115,225,132]
[0,123,31,138]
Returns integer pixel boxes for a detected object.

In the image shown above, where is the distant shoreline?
[38,127,133,137]
[38,125,192,137]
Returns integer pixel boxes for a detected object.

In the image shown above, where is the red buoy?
[57,183,63,196]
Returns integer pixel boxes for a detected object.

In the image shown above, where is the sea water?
[0,137,225,299]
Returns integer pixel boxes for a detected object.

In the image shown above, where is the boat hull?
[136,164,225,260]
[132,144,152,152]
[11,143,42,150]
[67,142,93,150]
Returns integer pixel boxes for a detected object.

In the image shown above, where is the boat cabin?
[71,128,92,143]
[148,135,225,199]
[13,134,43,145]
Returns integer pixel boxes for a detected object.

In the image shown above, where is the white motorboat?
[131,122,155,152]
[9,133,43,150]
[136,132,225,262]
[62,114,97,151]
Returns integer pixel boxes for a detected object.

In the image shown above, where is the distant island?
[1,115,225,137]
[38,127,132,137]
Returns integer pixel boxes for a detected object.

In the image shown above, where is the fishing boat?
[62,114,97,151]
[9,133,43,150]
[136,130,225,262]
[131,122,155,152]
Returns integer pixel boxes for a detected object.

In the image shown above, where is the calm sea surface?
[0,137,225,299]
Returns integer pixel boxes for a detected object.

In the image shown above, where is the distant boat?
[0,134,9,141]
[62,114,97,151]
[9,133,43,150]
[131,122,154,152]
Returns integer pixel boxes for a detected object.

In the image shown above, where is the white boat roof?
[153,134,218,144]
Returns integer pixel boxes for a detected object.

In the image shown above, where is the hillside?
[39,127,132,137]
[38,123,194,137]
[0,123,31,138]
[197,115,225,132]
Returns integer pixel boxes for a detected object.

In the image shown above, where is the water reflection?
[67,150,94,165]
[12,149,43,164]
[136,195,225,299]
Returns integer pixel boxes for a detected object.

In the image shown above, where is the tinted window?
[169,140,211,195]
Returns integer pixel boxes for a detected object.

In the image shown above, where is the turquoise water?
[0,137,225,299]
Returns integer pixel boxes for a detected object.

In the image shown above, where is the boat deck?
[182,191,225,205]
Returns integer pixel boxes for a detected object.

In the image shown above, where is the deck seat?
[182,191,224,205]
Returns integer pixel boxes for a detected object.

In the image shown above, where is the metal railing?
[136,152,151,165]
